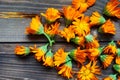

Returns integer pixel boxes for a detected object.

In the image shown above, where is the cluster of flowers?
[14,0,120,79]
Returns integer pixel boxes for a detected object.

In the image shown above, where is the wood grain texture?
[0,0,119,80]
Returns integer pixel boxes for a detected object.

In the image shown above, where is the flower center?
[84,69,90,76]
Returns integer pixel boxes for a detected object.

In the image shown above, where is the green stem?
[43,33,55,46]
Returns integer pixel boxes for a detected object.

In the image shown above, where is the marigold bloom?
[99,19,116,35]
[63,6,81,26]
[14,45,30,56]
[54,48,71,67]
[115,49,120,64]
[85,34,99,49]
[90,11,106,27]
[57,61,73,79]
[71,36,85,47]
[103,0,120,19]
[100,55,114,69]
[30,44,48,62]
[103,41,117,56]
[77,61,101,80]
[43,49,54,67]
[44,22,60,38]
[72,15,90,37]
[59,25,75,42]
[41,8,61,23]
[103,74,117,80]
[68,47,87,64]
[113,64,120,73]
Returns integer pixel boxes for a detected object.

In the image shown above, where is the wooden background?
[0,0,120,80]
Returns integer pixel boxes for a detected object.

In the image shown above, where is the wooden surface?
[0,0,119,80]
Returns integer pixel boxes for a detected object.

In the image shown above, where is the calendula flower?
[68,47,87,64]
[103,74,117,80]
[57,60,73,79]
[72,15,90,37]
[30,44,48,62]
[54,48,71,67]
[59,25,75,42]
[14,45,30,56]
[85,34,99,49]
[44,22,60,38]
[86,47,103,61]
[113,64,120,73]
[103,41,117,56]
[63,6,81,26]
[41,8,61,24]
[26,16,54,46]
[90,11,106,27]
[100,54,114,69]
[103,0,120,19]
[99,19,116,35]
[43,49,54,67]
[71,36,85,47]
[115,49,120,64]
[77,61,101,80]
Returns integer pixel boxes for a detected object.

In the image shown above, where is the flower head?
[72,15,90,37]
[41,8,61,24]
[43,49,54,67]
[14,45,30,56]
[90,11,106,27]
[99,19,116,35]
[59,25,75,42]
[115,48,120,64]
[57,60,73,79]
[113,64,120,73]
[69,47,87,64]
[54,48,71,67]
[103,74,117,80]
[44,22,60,38]
[100,54,114,69]
[77,61,101,80]
[103,41,117,56]
[85,34,99,49]
[103,0,120,19]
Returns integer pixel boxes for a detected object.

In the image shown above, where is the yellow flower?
[72,0,96,13]
[100,55,114,69]
[72,15,90,37]
[41,8,61,23]
[44,22,60,38]
[54,48,70,67]
[43,49,54,67]
[59,25,75,42]
[99,19,116,35]
[103,0,120,19]
[14,45,30,56]
[103,74,117,80]
[77,61,101,80]
[103,41,117,56]
[57,61,73,79]
[90,11,106,27]
[69,47,87,64]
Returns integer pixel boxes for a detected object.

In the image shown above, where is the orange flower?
[103,41,117,56]
[59,25,75,42]
[54,48,70,67]
[69,47,87,64]
[77,61,101,80]
[103,74,117,80]
[57,61,73,79]
[63,6,81,26]
[103,0,120,19]
[90,11,106,27]
[44,22,60,38]
[72,0,96,13]
[41,8,61,23]
[72,15,90,36]
[117,40,120,46]
[100,54,114,69]
[85,34,99,49]
[26,16,43,34]
[14,45,30,56]
[71,36,85,47]
[115,49,120,64]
